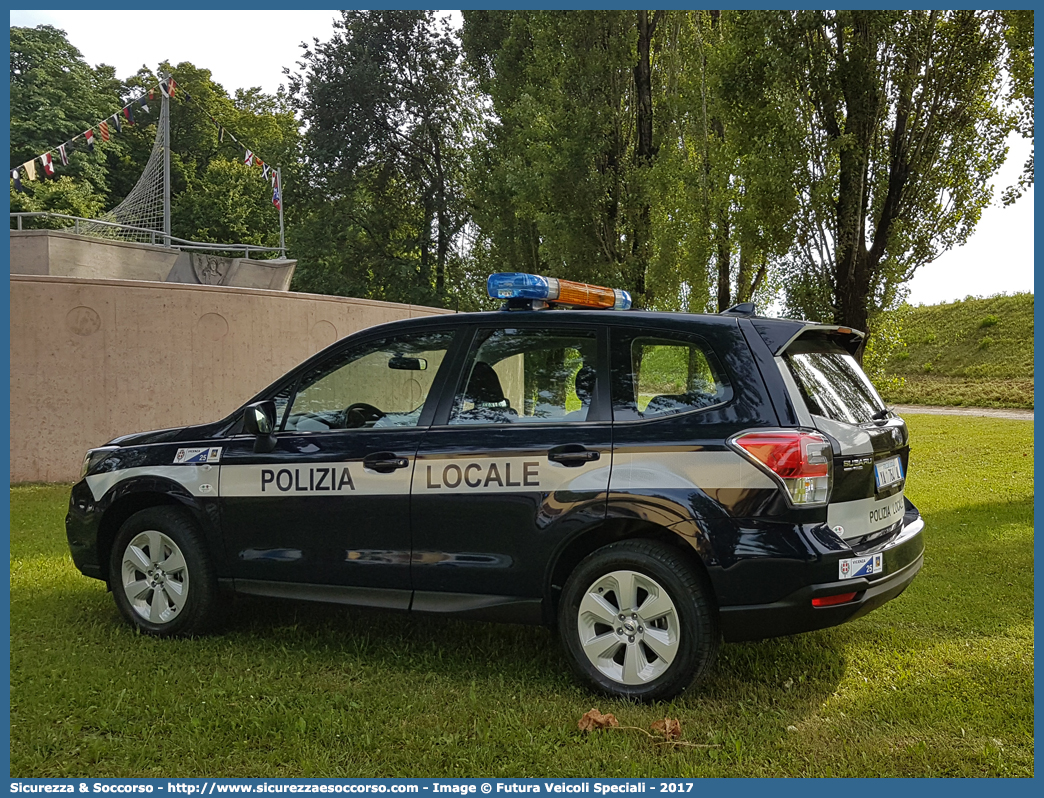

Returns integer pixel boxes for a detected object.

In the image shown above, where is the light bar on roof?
[487,272,632,310]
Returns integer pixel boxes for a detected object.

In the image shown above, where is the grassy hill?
[879,293,1034,409]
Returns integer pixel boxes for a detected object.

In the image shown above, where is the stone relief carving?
[191,253,231,285]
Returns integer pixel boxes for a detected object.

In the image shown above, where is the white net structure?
[76,99,167,243]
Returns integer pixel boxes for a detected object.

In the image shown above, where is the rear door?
[780,333,909,545]
[409,322,612,610]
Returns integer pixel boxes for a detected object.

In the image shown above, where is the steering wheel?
[343,402,385,428]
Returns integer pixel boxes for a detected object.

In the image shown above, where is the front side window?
[613,334,729,420]
[281,330,455,432]
[449,328,599,425]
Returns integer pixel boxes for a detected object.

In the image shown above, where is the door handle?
[363,452,410,473]
[548,446,600,467]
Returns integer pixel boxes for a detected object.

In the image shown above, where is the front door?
[218,328,457,605]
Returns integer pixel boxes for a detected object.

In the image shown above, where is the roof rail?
[720,302,756,317]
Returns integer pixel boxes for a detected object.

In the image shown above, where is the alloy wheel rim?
[576,569,680,685]
[121,530,189,624]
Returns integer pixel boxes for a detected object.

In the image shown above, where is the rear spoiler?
[750,319,866,357]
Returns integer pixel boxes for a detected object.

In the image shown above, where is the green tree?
[771,10,1015,334]
[288,10,473,306]
[462,11,803,312]
[1000,9,1033,205]
[462,11,644,300]
[153,62,299,250]
[11,25,296,252]
[10,25,124,217]
[655,11,804,312]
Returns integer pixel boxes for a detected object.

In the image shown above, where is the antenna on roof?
[720,302,756,317]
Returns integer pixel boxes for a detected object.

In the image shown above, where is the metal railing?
[10,212,287,260]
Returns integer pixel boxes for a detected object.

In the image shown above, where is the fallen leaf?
[578,708,619,732]
[651,718,682,741]
[783,678,794,690]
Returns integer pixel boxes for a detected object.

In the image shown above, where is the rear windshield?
[784,336,885,425]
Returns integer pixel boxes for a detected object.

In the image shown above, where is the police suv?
[67,273,924,701]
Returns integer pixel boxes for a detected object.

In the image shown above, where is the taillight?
[731,430,832,505]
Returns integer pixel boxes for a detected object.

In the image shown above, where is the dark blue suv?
[67,275,924,700]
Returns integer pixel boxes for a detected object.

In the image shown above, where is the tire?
[109,506,221,637]
[558,540,719,701]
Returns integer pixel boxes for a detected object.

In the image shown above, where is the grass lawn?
[880,293,1034,409]
[9,415,1033,777]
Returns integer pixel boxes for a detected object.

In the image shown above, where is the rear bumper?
[719,515,925,642]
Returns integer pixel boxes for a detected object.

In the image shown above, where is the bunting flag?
[11,168,23,192]
[15,77,174,181]
[261,162,271,180]
[244,150,254,167]
[272,180,281,211]
[218,125,225,143]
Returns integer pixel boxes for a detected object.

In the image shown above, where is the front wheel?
[558,540,719,701]
[109,507,221,636]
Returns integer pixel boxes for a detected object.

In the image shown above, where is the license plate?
[839,552,884,580]
[874,456,904,490]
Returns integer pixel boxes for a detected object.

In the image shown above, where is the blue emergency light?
[487,273,632,310]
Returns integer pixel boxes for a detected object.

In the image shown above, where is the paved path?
[893,404,1033,421]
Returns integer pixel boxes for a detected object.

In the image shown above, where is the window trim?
[262,328,461,435]
[609,327,734,424]
[430,323,611,429]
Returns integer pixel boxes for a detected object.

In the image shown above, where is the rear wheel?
[558,540,719,701]
[109,507,221,636]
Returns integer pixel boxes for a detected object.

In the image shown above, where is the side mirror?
[243,400,277,453]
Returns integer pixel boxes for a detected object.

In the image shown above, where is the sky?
[10,9,1035,307]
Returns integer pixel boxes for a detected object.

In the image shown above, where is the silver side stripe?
[219,455,610,497]
[85,464,217,501]
[220,461,411,497]
[88,450,776,502]
[610,451,775,491]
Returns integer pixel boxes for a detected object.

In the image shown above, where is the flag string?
[176,88,282,200]
[12,73,282,211]
[175,87,283,210]
[10,76,175,181]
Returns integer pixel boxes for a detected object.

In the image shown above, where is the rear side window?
[449,327,600,425]
[613,333,730,421]
[784,337,886,425]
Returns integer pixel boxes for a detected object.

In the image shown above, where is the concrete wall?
[10,229,296,290]
[10,275,452,483]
